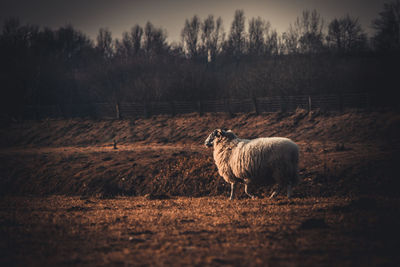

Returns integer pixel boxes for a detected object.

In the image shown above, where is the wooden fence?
[23,93,370,119]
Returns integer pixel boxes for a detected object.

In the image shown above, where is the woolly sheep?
[204,129,299,200]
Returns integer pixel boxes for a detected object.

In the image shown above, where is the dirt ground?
[0,110,399,266]
[1,196,399,266]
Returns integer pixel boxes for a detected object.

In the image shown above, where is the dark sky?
[0,0,387,43]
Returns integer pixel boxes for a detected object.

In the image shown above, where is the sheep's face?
[204,129,237,147]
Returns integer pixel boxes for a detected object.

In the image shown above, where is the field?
[0,109,399,266]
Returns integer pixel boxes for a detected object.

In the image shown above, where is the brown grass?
[0,109,399,266]
[1,110,399,148]
[0,140,396,198]
[1,196,399,266]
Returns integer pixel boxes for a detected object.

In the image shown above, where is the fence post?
[225,99,234,117]
[115,102,120,119]
[280,96,287,113]
[366,93,371,111]
[252,97,259,115]
[144,101,151,118]
[291,96,296,111]
[34,105,38,120]
[308,96,312,113]
[56,104,62,118]
[169,101,176,117]
[197,101,203,116]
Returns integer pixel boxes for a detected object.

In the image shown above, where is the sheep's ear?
[215,129,223,137]
[225,131,236,140]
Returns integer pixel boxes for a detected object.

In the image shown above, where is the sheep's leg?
[244,183,256,199]
[229,183,236,200]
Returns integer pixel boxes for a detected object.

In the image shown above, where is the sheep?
[204,129,299,200]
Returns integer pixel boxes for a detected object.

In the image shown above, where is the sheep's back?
[230,137,298,183]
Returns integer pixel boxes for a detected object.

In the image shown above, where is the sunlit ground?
[1,195,399,266]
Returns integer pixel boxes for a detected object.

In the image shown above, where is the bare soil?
[0,109,399,266]
[1,196,399,266]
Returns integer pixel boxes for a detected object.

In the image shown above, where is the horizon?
[0,0,388,43]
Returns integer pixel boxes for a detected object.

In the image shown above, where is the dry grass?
[0,110,399,266]
[1,196,399,266]
[0,140,396,198]
[1,110,399,148]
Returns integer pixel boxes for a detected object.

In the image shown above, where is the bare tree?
[327,19,342,51]
[247,18,279,56]
[213,17,225,56]
[143,21,167,57]
[248,17,265,56]
[265,29,279,55]
[115,24,143,60]
[282,24,300,54]
[201,15,224,62]
[96,28,114,60]
[181,15,200,58]
[115,32,132,59]
[327,15,367,54]
[372,0,400,52]
[228,9,246,58]
[131,25,143,55]
[292,9,325,54]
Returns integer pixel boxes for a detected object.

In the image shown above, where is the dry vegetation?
[1,196,399,266]
[0,109,399,266]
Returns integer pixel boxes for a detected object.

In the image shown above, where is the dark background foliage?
[1,2,399,119]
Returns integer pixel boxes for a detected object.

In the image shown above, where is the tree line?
[1,1,399,119]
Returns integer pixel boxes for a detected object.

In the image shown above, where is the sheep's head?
[204,129,237,147]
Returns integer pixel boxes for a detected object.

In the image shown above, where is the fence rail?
[23,93,371,119]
